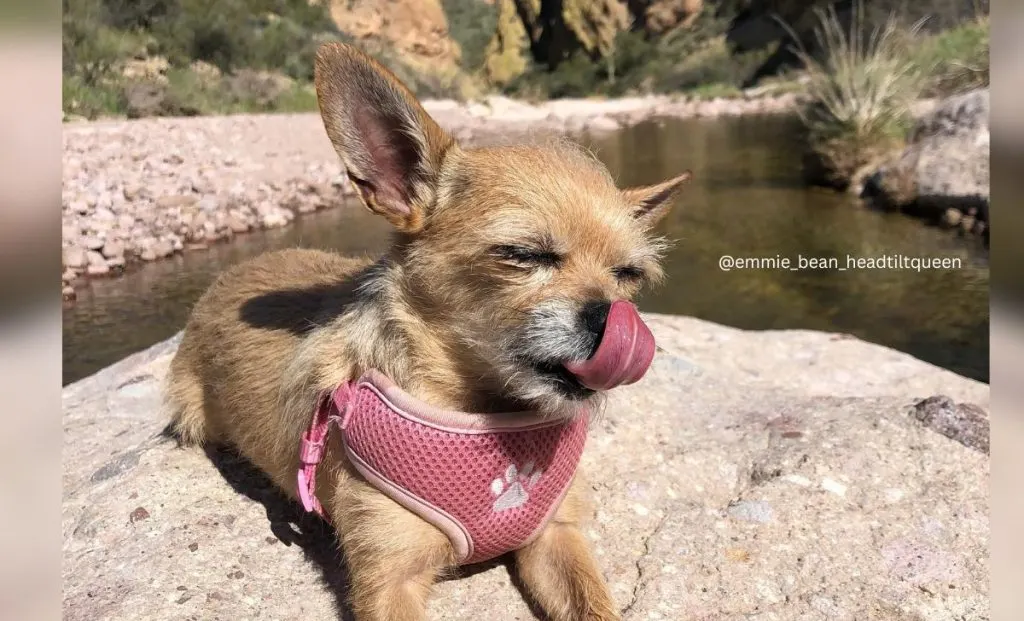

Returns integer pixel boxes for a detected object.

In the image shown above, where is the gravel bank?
[61,93,800,300]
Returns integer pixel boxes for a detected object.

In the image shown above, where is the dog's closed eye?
[612,265,646,283]
[491,245,562,269]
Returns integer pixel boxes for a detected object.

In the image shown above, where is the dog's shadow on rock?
[201,445,357,620]
[199,445,535,619]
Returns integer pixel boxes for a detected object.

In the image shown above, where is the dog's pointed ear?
[621,171,692,228]
[314,42,455,233]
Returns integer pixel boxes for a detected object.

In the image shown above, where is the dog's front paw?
[490,461,542,512]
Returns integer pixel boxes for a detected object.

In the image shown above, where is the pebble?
[783,474,812,487]
[155,195,198,210]
[821,477,848,497]
[943,207,962,227]
[101,241,125,259]
[727,499,774,523]
[83,236,104,250]
[86,263,110,276]
[227,215,249,234]
[63,247,87,269]
[123,184,143,200]
[86,251,106,268]
[153,240,174,258]
[960,215,976,234]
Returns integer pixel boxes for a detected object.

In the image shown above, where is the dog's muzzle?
[563,300,656,390]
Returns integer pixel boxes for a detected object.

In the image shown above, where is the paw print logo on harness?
[490,461,542,512]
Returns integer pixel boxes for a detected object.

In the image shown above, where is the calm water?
[62,115,990,385]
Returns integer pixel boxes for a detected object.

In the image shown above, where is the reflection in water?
[62,115,989,385]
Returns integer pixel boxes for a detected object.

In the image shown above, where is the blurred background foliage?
[62,0,989,120]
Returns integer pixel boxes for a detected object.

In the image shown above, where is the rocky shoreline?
[61,92,800,301]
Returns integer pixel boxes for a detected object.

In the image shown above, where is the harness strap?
[296,382,354,517]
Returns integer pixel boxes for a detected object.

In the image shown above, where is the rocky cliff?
[326,0,474,93]
[483,0,707,85]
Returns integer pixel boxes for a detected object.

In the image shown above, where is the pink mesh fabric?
[336,373,589,565]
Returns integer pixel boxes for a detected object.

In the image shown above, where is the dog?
[165,42,690,621]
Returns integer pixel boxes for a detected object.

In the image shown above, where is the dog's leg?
[334,485,453,621]
[515,475,619,621]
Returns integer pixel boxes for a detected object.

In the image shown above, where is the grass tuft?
[790,1,926,145]
[787,0,929,189]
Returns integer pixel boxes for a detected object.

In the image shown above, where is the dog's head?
[315,43,690,416]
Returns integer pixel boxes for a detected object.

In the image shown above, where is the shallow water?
[62,115,989,385]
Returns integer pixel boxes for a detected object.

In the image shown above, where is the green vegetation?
[502,13,774,100]
[794,4,925,147]
[913,17,990,97]
[62,0,989,122]
[440,0,499,75]
[61,0,461,120]
[791,1,988,189]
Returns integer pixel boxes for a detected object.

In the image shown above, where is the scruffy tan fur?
[166,42,690,621]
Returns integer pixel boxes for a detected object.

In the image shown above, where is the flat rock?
[62,317,989,619]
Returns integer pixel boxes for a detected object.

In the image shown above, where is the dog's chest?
[336,376,589,564]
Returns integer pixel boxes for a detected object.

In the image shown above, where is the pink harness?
[297,370,589,564]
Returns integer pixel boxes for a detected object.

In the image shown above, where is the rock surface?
[482,0,706,85]
[62,314,989,620]
[863,89,990,232]
[327,0,467,88]
[60,93,800,301]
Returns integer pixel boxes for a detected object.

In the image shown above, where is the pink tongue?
[564,300,656,391]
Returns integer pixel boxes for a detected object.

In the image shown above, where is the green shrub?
[62,0,148,85]
[499,10,775,100]
[441,0,500,73]
[63,74,126,119]
[789,1,929,189]
[505,52,603,99]
[792,1,926,145]
[912,18,989,97]
[656,40,774,93]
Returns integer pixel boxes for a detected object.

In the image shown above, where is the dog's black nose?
[580,300,611,341]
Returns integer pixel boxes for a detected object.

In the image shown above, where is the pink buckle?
[296,382,355,518]
[299,436,325,464]
[297,466,321,515]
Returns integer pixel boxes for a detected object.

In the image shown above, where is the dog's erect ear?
[314,42,455,233]
[621,171,692,228]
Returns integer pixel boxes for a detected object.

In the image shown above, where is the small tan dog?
[166,42,690,621]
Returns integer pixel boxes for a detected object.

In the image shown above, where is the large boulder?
[63,315,989,620]
[863,89,990,231]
